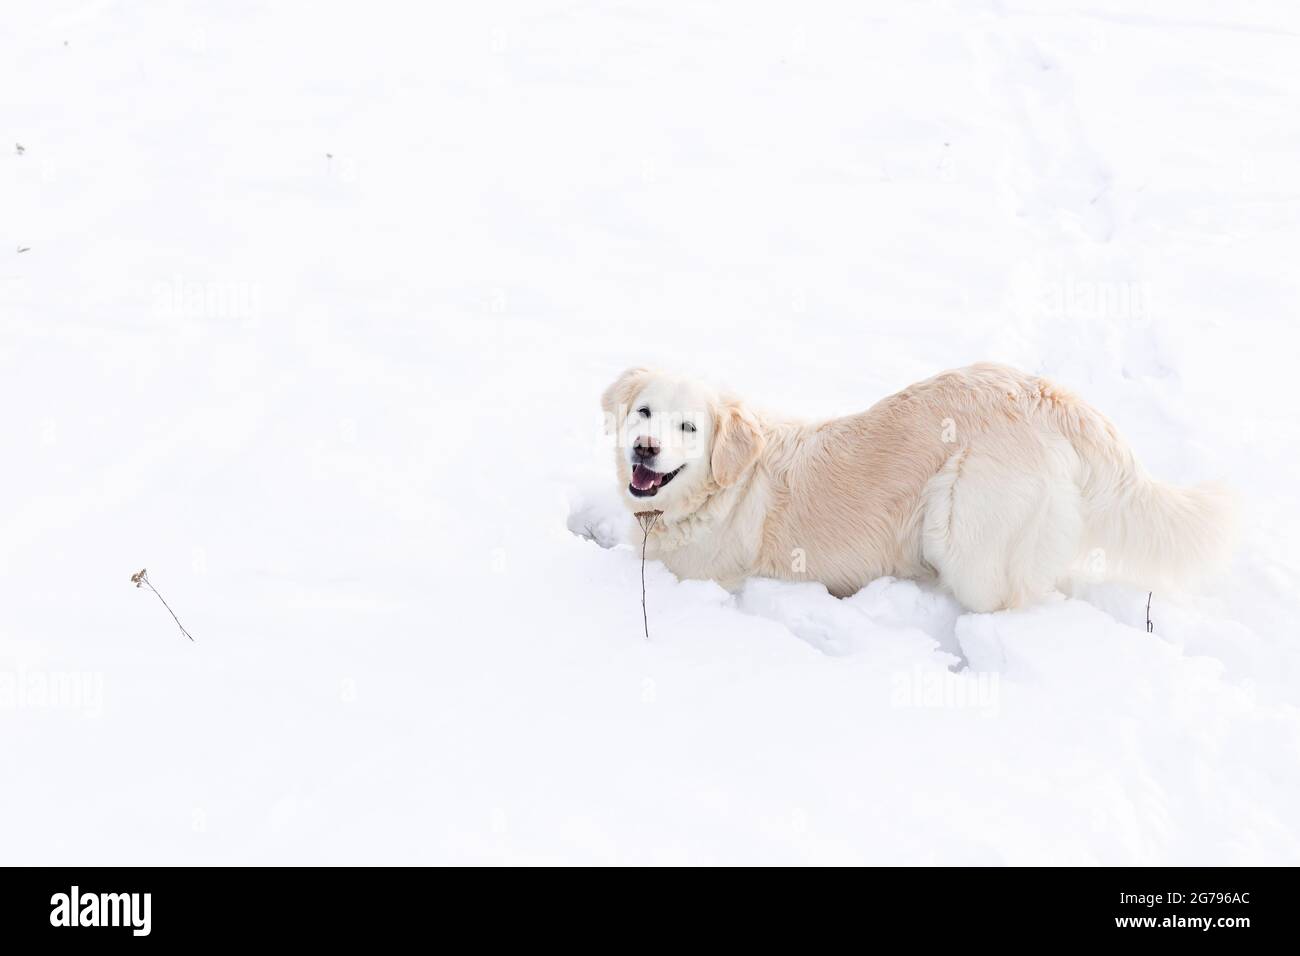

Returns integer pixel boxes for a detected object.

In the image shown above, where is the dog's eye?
[637,407,651,418]
[682,422,696,433]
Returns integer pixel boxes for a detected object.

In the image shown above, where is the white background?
[3,1,1299,864]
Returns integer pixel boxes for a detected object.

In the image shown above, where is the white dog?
[602,363,1233,612]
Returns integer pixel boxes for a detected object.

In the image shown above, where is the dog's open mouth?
[629,463,684,498]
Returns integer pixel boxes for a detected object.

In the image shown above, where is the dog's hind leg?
[922,436,1082,612]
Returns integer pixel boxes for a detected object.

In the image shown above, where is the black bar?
[0,866,1288,944]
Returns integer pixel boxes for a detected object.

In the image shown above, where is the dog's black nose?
[632,437,660,461]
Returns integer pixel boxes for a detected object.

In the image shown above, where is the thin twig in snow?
[131,568,195,642]
[634,510,663,640]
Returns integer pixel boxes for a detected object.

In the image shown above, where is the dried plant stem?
[640,531,650,638]
[1145,591,1154,634]
[132,569,195,642]
[634,510,663,640]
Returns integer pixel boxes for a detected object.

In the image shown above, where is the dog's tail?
[1066,407,1235,590]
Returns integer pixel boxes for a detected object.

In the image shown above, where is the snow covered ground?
[3,1,1300,864]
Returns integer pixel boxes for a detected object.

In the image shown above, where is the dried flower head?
[635,510,663,534]
[131,568,147,587]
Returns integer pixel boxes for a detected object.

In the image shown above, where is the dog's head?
[601,368,765,516]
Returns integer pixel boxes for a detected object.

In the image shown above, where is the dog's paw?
[566,483,628,549]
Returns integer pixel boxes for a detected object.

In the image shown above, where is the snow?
[3,1,1300,864]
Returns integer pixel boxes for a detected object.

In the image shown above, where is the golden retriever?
[602,363,1232,612]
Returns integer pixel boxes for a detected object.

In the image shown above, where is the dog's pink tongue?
[631,464,660,491]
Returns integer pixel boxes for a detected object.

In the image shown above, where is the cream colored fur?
[602,363,1233,612]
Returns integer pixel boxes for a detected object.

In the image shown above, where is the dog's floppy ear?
[711,399,765,487]
[601,367,652,432]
